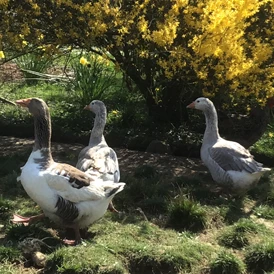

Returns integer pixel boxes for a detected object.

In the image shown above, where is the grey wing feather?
[77,145,120,182]
[208,141,262,173]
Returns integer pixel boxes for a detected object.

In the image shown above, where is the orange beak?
[16,98,31,107]
[84,105,91,111]
[186,102,195,109]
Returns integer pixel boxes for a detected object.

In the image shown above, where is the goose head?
[84,100,106,115]
[187,97,213,111]
[16,98,49,117]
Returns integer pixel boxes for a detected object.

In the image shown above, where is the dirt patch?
[0,62,23,82]
[0,135,206,178]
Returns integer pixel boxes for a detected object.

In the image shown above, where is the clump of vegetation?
[166,197,207,232]
[217,219,263,249]
[0,246,22,263]
[0,198,12,220]
[209,251,245,274]
[15,52,53,85]
[70,53,123,104]
[245,242,274,273]
[254,205,274,219]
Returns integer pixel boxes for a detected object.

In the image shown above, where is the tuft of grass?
[0,198,13,220]
[166,197,207,232]
[209,251,245,274]
[217,218,264,249]
[0,246,22,263]
[245,242,274,273]
[254,205,274,219]
[251,124,274,159]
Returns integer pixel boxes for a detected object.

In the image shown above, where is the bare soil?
[0,135,207,178]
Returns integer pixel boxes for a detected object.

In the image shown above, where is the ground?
[1,135,274,274]
[0,135,206,178]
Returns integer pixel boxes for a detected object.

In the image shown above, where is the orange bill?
[186,102,195,108]
[16,98,31,107]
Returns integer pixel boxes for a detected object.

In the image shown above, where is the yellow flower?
[80,57,88,65]
[0,51,5,59]
[22,40,28,46]
[269,132,273,138]
[112,110,119,115]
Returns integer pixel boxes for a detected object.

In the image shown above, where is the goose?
[76,100,120,212]
[13,98,125,245]
[187,97,270,193]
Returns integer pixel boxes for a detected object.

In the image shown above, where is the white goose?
[76,100,120,212]
[187,97,270,193]
[13,98,125,245]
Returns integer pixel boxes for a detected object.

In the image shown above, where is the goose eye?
[91,102,94,105]
[197,100,200,103]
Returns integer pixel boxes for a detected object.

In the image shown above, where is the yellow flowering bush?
[0,0,274,124]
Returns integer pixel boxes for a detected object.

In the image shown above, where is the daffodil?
[112,110,119,115]
[0,51,5,59]
[269,132,273,138]
[80,57,88,65]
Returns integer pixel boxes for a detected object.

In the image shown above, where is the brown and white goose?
[76,100,120,212]
[13,98,125,245]
[187,97,271,193]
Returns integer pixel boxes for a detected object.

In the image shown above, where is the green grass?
[254,205,274,219]
[251,123,274,159]
[0,146,274,273]
[209,251,246,274]
[166,197,207,232]
[217,218,268,249]
[245,242,274,273]
[0,79,274,273]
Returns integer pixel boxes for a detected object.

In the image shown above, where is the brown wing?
[50,163,90,189]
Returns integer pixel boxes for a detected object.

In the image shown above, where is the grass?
[217,218,268,249]
[251,123,274,159]
[209,251,246,274]
[0,144,274,273]
[245,242,274,273]
[0,78,274,273]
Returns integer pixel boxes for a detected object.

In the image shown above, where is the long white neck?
[203,103,220,144]
[89,110,107,146]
